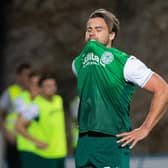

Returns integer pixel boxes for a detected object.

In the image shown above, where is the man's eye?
[96,29,102,32]
[87,29,92,32]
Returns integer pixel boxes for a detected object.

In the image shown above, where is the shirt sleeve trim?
[141,71,154,88]
[72,60,77,76]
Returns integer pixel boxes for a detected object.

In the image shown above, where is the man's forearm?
[141,85,168,132]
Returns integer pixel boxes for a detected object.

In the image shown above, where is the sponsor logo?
[83,52,99,66]
[82,51,114,67]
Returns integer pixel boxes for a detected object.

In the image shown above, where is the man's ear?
[109,32,116,41]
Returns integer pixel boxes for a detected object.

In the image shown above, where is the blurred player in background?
[16,74,67,168]
[0,63,31,168]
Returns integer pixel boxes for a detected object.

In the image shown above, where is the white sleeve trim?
[124,56,154,88]
[72,60,77,76]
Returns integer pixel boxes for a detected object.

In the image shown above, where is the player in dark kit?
[72,8,168,168]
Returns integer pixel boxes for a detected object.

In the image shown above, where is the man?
[0,63,31,168]
[72,9,168,168]
[15,74,67,168]
[14,71,42,168]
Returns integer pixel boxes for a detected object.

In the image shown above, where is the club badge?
[100,51,114,65]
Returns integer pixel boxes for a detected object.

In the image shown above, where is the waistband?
[79,131,113,137]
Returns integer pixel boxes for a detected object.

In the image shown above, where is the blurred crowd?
[0,63,78,168]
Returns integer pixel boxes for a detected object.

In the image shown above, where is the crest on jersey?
[100,51,114,65]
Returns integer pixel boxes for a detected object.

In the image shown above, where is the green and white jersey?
[72,40,152,135]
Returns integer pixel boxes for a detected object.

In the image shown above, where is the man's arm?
[0,90,17,144]
[16,114,48,149]
[116,73,168,149]
[0,108,17,144]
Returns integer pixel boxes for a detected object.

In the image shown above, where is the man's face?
[41,79,57,97]
[17,68,31,90]
[85,17,115,48]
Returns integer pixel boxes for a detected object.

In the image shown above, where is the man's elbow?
[165,84,168,103]
[159,83,168,104]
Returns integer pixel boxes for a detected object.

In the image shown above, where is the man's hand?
[34,140,48,149]
[3,131,16,145]
[116,127,150,149]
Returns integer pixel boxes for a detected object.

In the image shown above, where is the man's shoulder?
[110,47,130,65]
[53,94,63,102]
[8,84,21,90]
[18,91,30,99]
[33,95,43,102]
[111,47,129,57]
[73,54,81,63]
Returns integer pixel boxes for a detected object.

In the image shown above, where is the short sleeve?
[72,56,82,77]
[14,97,26,114]
[0,90,11,109]
[124,56,153,88]
[72,60,77,76]
[21,103,39,121]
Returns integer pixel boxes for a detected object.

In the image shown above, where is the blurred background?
[0,0,168,167]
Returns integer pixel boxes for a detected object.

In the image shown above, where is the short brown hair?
[38,73,56,87]
[16,63,31,74]
[89,9,120,37]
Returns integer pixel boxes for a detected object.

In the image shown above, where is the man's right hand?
[34,140,48,149]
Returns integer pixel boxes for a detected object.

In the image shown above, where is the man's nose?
[89,30,96,37]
